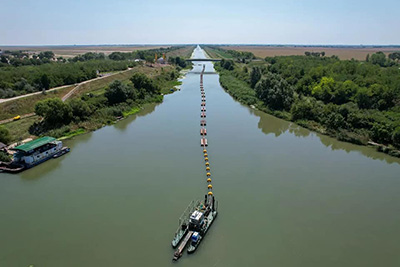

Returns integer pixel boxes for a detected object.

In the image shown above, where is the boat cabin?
[12,137,62,167]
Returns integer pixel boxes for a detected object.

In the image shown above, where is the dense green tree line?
[216,51,400,155]
[0,46,186,98]
[31,70,174,137]
[0,60,136,98]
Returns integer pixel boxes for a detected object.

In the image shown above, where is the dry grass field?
[0,45,170,58]
[221,45,400,60]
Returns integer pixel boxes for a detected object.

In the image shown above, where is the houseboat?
[0,136,69,173]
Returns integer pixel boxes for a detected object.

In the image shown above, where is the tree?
[355,87,372,109]
[0,126,11,144]
[392,127,400,148]
[40,74,51,90]
[38,51,55,60]
[105,80,135,104]
[370,52,386,67]
[291,97,321,121]
[250,67,262,88]
[68,98,92,121]
[255,72,294,110]
[333,80,358,104]
[130,73,159,96]
[35,98,72,125]
[388,52,400,61]
[312,77,336,103]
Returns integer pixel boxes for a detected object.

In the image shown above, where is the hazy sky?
[1,0,399,45]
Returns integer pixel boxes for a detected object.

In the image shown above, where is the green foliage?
[312,76,336,102]
[130,72,160,97]
[40,74,51,90]
[218,59,235,70]
[291,97,322,121]
[0,126,11,144]
[255,72,294,110]
[0,151,11,162]
[217,52,400,151]
[217,68,258,105]
[38,51,55,60]
[250,67,262,88]
[0,60,132,98]
[392,127,400,147]
[105,80,136,104]
[168,56,188,68]
[35,98,72,125]
[370,52,387,67]
[70,52,105,62]
[68,98,92,121]
[389,52,400,61]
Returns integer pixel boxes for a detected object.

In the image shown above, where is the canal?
[1,46,400,266]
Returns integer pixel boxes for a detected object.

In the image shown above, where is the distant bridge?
[186,58,222,62]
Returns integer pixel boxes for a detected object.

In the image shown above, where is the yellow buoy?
[206,167,210,171]
[204,157,209,161]
[206,172,211,177]
[208,184,212,189]
[204,153,208,157]
[207,178,211,182]
[208,191,213,195]
[203,149,207,153]
[205,162,209,166]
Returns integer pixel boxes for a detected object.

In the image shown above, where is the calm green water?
[1,47,400,267]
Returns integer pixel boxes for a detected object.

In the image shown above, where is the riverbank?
[1,64,185,146]
[215,67,400,159]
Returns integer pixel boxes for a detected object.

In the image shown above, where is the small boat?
[53,147,70,158]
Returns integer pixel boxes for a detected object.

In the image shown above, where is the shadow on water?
[248,105,400,165]
[113,102,160,132]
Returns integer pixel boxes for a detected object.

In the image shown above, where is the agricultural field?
[220,45,400,60]
[0,45,171,58]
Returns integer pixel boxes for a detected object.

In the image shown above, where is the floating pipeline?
[171,64,217,261]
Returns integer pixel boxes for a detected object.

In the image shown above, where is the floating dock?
[201,138,208,146]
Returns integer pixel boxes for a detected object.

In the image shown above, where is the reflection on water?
[113,103,160,132]
[252,106,400,165]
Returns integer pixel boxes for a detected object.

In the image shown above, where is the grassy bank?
[2,65,182,144]
[0,86,74,120]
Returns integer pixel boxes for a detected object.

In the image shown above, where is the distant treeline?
[0,46,185,98]
[216,51,400,156]
[204,46,255,61]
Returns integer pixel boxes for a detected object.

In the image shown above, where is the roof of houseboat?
[12,136,56,152]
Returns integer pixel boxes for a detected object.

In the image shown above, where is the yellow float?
[208,191,213,195]
[206,167,210,171]
[207,178,211,182]
[204,153,208,157]
[206,172,211,177]
[208,184,212,189]
[204,157,208,161]
[205,162,209,166]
